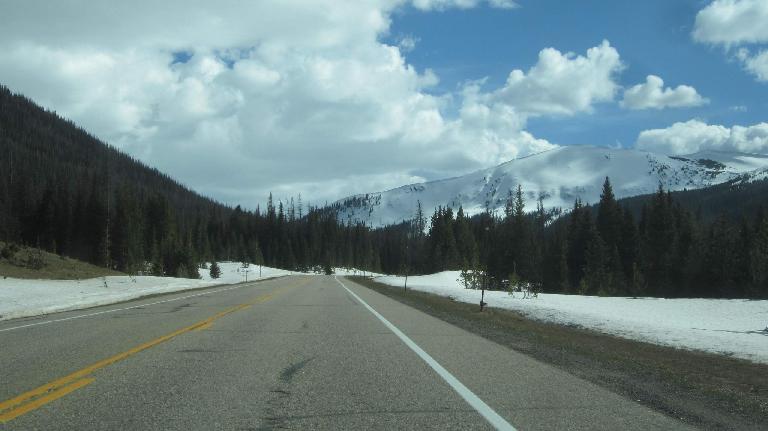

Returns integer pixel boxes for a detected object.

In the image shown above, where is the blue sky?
[386,0,766,149]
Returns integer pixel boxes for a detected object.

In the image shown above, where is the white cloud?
[740,49,768,81]
[490,40,623,116]
[487,0,518,8]
[692,0,768,46]
[636,120,768,155]
[411,0,517,10]
[621,75,708,110]
[444,83,555,167]
[0,1,637,207]
[397,35,419,52]
[692,0,768,82]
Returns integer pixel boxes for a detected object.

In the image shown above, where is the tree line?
[388,179,768,299]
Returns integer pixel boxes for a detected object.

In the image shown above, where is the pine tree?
[510,185,533,280]
[595,177,628,293]
[597,177,621,249]
[582,222,607,295]
[619,208,638,278]
[504,189,515,219]
[566,199,590,289]
[454,207,479,268]
[415,200,426,235]
[630,262,646,298]
[640,185,675,296]
[209,261,222,279]
[749,216,768,297]
[557,240,570,292]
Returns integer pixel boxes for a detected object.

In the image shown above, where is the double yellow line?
[0,292,277,423]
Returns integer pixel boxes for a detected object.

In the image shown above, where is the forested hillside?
[395,179,768,299]
[0,85,382,277]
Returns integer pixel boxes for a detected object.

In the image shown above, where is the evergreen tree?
[508,185,533,280]
[566,199,590,289]
[209,261,222,279]
[597,177,621,249]
[581,221,607,295]
[454,207,479,268]
[618,208,638,278]
[750,216,768,297]
[640,186,675,296]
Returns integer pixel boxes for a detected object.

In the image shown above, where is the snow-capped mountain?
[333,146,768,227]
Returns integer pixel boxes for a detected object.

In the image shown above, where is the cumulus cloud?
[692,0,768,46]
[490,41,623,116]
[636,120,768,155]
[0,1,632,207]
[693,0,768,82]
[620,75,708,110]
[738,49,768,81]
[411,0,517,10]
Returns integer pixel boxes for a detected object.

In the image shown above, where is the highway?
[0,275,691,430]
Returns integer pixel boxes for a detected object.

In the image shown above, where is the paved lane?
[0,275,691,430]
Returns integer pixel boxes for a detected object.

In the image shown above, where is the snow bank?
[375,271,768,364]
[332,267,384,277]
[0,262,292,321]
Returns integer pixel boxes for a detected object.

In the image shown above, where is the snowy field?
[375,271,768,364]
[0,262,292,321]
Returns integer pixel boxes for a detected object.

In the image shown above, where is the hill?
[0,241,122,280]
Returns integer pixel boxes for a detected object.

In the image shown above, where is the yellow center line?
[0,280,310,423]
[0,378,95,423]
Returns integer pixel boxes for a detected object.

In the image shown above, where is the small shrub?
[458,267,485,290]
[324,262,334,275]
[25,249,45,270]
[1,243,20,260]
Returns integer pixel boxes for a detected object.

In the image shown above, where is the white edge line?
[0,276,287,333]
[334,276,517,431]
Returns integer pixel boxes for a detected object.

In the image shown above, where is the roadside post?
[480,271,487,311]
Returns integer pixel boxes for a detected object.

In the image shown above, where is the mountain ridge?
[332,145,768,227]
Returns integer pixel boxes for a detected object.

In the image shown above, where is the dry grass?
[0,242,122,280]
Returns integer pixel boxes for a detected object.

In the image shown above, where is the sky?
[1,0,767,208]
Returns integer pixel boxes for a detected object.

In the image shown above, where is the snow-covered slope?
[334,146,768,227]
[0,262,294,321]
[374,271,768,364]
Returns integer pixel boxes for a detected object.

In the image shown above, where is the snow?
[334,146,768,227]
[0,262,293,321]
[375,271,768,364]
[332,267,384,277]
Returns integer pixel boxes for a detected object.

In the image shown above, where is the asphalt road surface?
[0,275,692,430]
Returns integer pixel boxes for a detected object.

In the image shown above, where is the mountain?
[332,145,768,227]
[0,85,379,275]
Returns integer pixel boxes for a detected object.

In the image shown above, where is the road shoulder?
[349,276,768,431]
